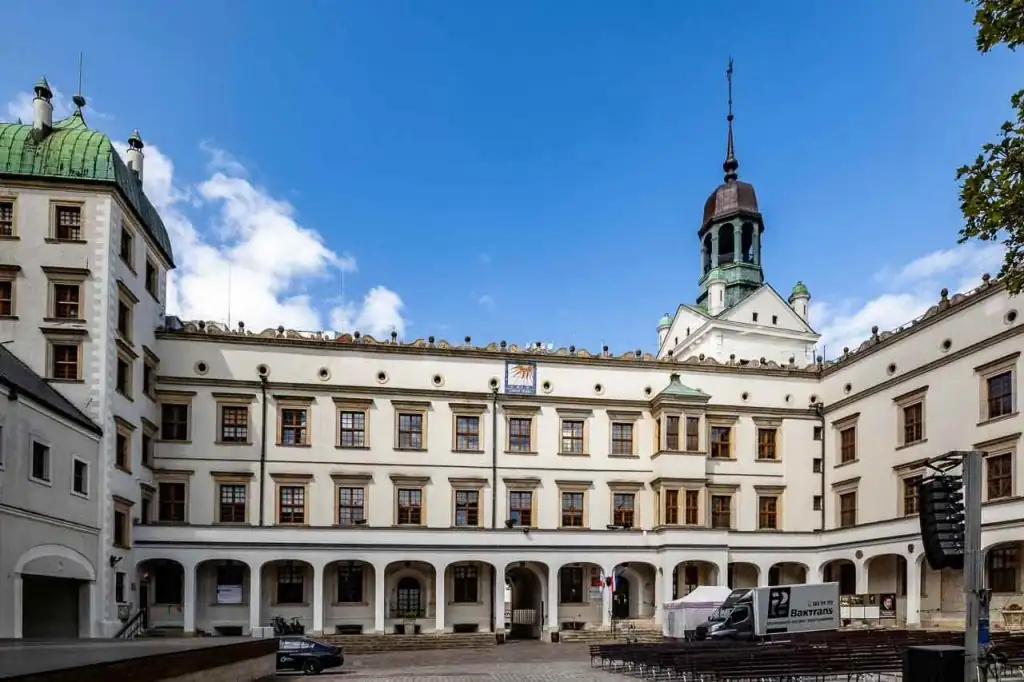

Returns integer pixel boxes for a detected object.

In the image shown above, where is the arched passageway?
[506,562,546,639]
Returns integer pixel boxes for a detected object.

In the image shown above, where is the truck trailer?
[693,582,840,642]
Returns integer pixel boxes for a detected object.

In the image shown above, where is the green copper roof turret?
[790,281,810,300]
[657,312,672,329]
[0,115,174,265]
[34,76,52,98]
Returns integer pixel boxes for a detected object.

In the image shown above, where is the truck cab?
[694,588,756,641]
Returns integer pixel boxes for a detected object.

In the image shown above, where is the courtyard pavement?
[274,642,622,680]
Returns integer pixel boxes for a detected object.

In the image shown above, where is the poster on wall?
[504,360,537,395]
[880,594,897,618]
[217,584,243,604]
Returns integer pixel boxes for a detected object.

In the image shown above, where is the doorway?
[22,575,81,638]
[139,582,150,630]
[612,576,631,619]
[505,566,542,639]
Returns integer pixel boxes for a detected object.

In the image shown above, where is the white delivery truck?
[693,582,840,642]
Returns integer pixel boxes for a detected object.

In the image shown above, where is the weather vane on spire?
[723,56,739,183]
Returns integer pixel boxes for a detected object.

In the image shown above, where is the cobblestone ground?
[275,642,622,680]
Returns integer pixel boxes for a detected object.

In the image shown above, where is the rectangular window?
[758,496,779,530]
[813,495,823,511]
[813,458,823,473]
[613,492,635,528]
[711,495,731,529]
[813,425,823,441]
[397,413,423,449]
[113,501,131,548]
[54,204,82,240]
[339,410,366,448]
[903,403,924,444]
[0,200,13,236]
[902,476,921,516]
[280,408,308,446]
[116,355,132,397]
[757,428,777,460]
[397,488,423,525]
[454,415,480,451]
[216,564,245,604]
[839,491,857,527]
[454,490,479,527]
[986,371,1014,420]
[839,427,857,463]
[710,426,731,459]
[115,572,126,603]
[685,417,700,451]
[452,564,478,603]
[986,546,1019,593]
[508,417,532,452]
[336,562,364,603]
[50,278,82,319]
[664,489,679,524]
[278,486,306,524]
[115,426,131,471]
[218,484,247,523]
[560,420,585,454]
[158,482,187,522]
[117,299,132,342]
[685,490,700,525]
[561,491,584,527]
[611,423,634,455]
[509,491,532,527]
[72,459,88,496]
[337,487,365,526]
[119,227,134,267]
[0,279,12,316]
[219,405,249,443]
[987,453,1013,500]
[145,259,159,298]
[30,441,51,483]
[276,563,305,604]
[559,566,584,603]
[49,342,81,380]
[160,403,189,441]
[665,416,680,451]
[142,362,155,399]
[141,429,154,467]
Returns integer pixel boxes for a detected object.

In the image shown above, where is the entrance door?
[22,575,80,638]
[139,582,150,630]
[612,576,631,619]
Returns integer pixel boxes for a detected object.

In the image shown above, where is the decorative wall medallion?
[504,360,537,395]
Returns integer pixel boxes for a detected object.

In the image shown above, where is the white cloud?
[477,294,495,310]
[813,242,1004,358]
[105,141,404,338]
[7,84,406,338]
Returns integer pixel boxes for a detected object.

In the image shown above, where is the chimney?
[32,77,53,134]
[126,129,145,183]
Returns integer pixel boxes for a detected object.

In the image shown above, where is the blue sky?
[2,1,1020,358]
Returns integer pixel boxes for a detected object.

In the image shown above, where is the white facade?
[2,103,1023,641]
[0,176,171,637]
[0,369,103,638]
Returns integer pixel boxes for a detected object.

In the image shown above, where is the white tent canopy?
[662,586,735,638]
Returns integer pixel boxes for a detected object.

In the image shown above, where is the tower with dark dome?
[696,59,765,315]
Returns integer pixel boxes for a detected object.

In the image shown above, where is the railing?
[115,607,147,639]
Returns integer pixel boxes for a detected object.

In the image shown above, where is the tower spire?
[723,57,739,183]
[72,52,87,111]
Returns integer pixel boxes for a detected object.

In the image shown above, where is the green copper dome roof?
[657,312,672,328]
[0,111,174,265]
[790,281,810,299]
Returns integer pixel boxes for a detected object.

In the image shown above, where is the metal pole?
[964,449,983,682]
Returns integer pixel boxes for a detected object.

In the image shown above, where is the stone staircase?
[318,632,496,654]
[559,619,663,645]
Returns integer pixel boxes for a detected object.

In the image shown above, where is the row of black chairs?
[590,629,1024,681]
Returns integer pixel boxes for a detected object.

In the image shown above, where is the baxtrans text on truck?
[789,607,835,618]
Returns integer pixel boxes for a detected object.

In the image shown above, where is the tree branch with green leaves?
[957,0,1024,293]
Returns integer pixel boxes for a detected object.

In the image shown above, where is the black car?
[276,637,344,675]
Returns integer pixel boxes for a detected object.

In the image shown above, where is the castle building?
[0,75,1021,640]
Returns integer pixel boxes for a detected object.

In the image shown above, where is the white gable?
[657,305,709,358]
[720,285,816,334]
